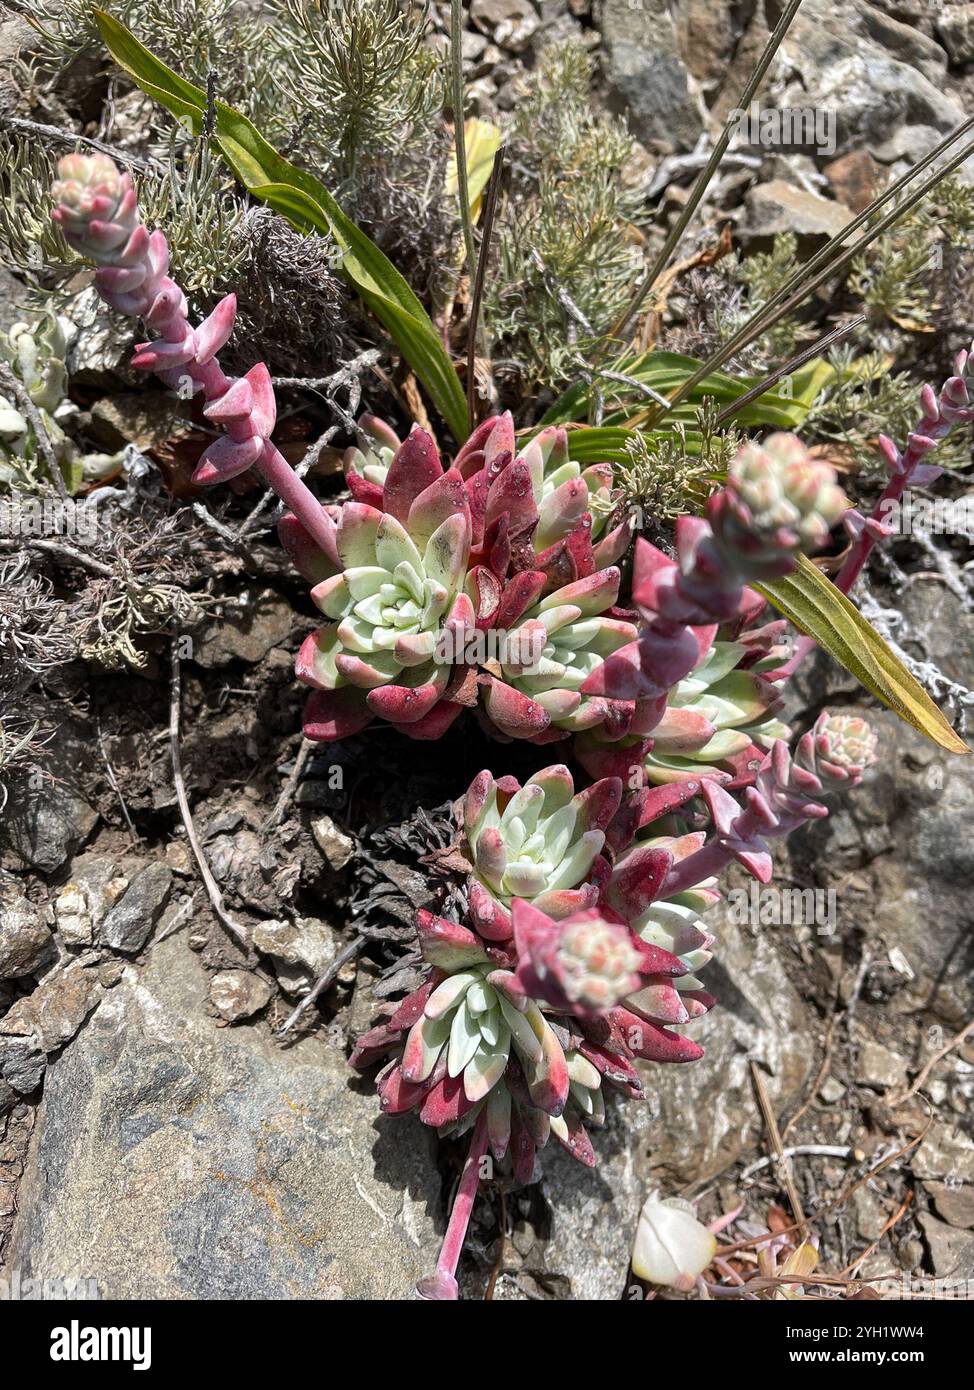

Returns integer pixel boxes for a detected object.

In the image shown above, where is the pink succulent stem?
[661,839,735,898]
[775,356,974,682]
[50,155,337,557]
[419,1110,489,1300]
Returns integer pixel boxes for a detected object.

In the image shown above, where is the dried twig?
[276,933,366,1038]
[0,535,114,577]
[0,114,158,172]
[262,736,314,831]
[716,1121,930,1258]
[169,642,251,950]
[740,1144,853,1180]
[96,718,142,847]
[781,1014,838,1142]
[751,1060,808,1240]
[890,1015,974,1106]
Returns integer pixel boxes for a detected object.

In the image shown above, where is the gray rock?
[470,0,539,53]
[912,1122,974,1183]
[858,1039,909,1091]
[0,1036,46,1096]
[0,896,54,980]
[98,862,173,954]
[918,1212,974,1278]
[776,0,965,158]
[599,0,704,152]
[0,749,98,874]
[209,969,272,1022]
[252,916,337,981]
[311,814,356,870]
[937,4,974,66]
[743,179,853,246]
[5,935,441,1298]
[192,588,294,667]
[0,956,112,1097]
[924,1181,974,1230]
[48,855,140,949]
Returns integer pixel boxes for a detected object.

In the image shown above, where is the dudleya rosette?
[462,763,621,939]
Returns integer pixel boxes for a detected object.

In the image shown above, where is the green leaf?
[91,9,469,442]
[540,350,814,431]
[760,555,970,755]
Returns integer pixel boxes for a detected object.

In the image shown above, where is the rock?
[98,862,173,954]
[599,0,704,152]
[673,0,736,94]
[88,392,189,452]
[540,1101,644,1299]
[470,0,539,53]
[209,970,272,1022]
[0,896,54,980]
[819,1075,846,1103]
[912,1122,974,1183]
[48,883,94,948]
[6,934,441,1298]
[775,0,965,158]
[858,1039,909,1091]
[937,4,974,65]
[0,1080,16,1118]
[918,1212,974,1278]
[743,179,853,245]
[252,916,338,982]
[0,1036,45,1097]
[47,855,138,948]
[645,899,813,1181]
[192,588,294,667]
[924,1182,974,1230]
[0,957,109,1097]
[311,814,356,870]
[0,735,98,874]
[823,149,885,212]
[535,898,813,1294]
[799,633,974,1028]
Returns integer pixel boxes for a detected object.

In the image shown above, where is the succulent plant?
[661,711,878,898]
[347,410,631,589]
[708,432,847,582]
[577,631,789,786]
[0,309,123,491]
[50,153,338,561]
[462,763,619,939]
[479,566,649,742]
[351,759,727,1298]
[296,430,477,739]
[796,711,879,787]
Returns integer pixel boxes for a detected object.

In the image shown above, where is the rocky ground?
[2,0,974,1300]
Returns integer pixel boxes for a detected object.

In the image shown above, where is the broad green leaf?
[446,118,501,223]
[560,424,709,465]
[92,10,469,442]
[540,350,816,431]
[760,555,969,754]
